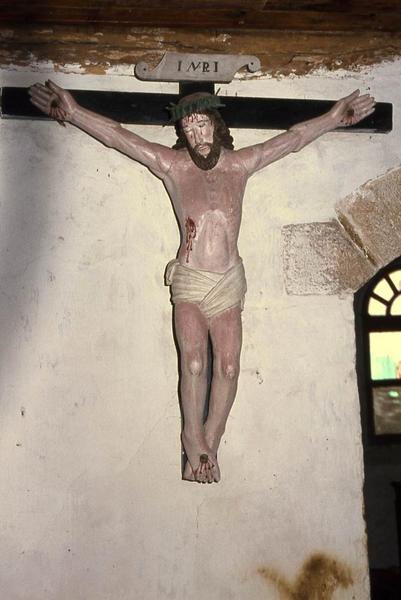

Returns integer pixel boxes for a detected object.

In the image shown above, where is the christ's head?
[170,93,234,170]
[181,113,214,158]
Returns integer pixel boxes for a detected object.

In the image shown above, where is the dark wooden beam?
[1,23,401,79]
[0,87,392,133]
[179,82,215,97]
[1,6,401,32]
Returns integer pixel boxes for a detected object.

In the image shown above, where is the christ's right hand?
[29,80,78,123]
[29,78,173,178]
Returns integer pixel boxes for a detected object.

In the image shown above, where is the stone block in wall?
[336,166,401,270]
[283,220,375,295]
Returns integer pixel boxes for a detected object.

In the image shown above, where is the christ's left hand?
[330,89,376,127]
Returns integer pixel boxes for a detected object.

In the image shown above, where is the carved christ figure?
[29,81,375,483]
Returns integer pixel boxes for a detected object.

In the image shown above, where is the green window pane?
[369,331,401,380]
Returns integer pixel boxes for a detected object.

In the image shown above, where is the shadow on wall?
[258,552,354,600]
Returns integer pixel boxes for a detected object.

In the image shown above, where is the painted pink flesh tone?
[185,217,196,263]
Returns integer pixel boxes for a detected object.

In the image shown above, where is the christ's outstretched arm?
[237,89,375,174]
[29,80,175,178]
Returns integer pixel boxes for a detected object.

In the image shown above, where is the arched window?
[355,257,401,442]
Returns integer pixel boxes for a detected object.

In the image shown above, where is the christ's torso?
[163,147,250,273]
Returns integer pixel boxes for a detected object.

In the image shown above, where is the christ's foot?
[181,432,220,483]
[195,453,217,484]
[183,456,221,483]
[183,459,195,481]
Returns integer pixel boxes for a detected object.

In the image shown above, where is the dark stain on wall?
[259,552,354,599]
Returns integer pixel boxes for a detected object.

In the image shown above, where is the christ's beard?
[187,139,221,170]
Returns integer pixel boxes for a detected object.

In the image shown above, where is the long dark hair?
[172,109,234,150]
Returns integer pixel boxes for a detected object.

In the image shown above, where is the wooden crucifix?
[0,82,392,132]
[9,76,385,484]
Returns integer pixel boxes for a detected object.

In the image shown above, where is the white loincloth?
[165,258,247,319]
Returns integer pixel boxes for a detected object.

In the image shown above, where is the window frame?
[355,256,401,445]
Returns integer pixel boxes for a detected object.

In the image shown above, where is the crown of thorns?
[167,92,225,122]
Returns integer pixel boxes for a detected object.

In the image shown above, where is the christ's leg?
[204,305,242,465]
[174,302,218,483]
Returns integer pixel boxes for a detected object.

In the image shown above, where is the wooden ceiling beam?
[1,8,401,33]
[3,0,399,9]
[1,24,400,77]
[260,0,400,9]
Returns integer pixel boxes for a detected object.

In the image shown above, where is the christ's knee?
[183,353,206,377]
[223,362,239,381]
[216,357,240,381]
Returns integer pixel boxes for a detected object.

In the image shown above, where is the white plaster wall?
[1,60,400,599]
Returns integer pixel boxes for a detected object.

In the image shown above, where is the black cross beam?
[0,82,392,133]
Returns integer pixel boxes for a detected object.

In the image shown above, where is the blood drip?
[185,217,196,263]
